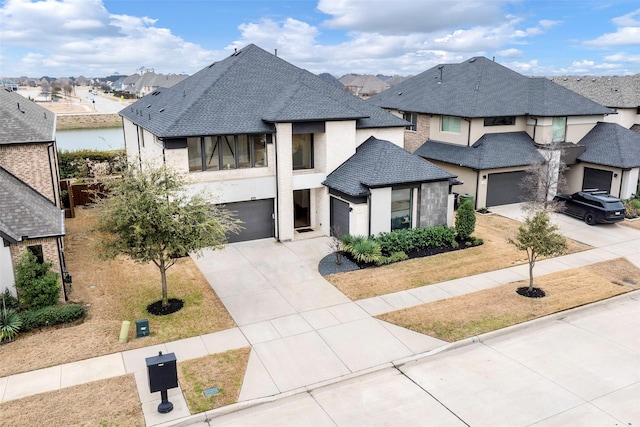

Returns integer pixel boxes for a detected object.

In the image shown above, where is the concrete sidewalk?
[2,206,640,426]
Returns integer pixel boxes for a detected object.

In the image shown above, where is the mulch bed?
[319,238,476,276]
[147,298,184,315]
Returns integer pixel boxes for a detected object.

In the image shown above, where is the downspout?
[137,125,142,169]
[475,170,481,209]
[464,118,472,146]
[619,170,625,198]
[531,117,538,142]
[274,132,280,241]
[368,194,372,236]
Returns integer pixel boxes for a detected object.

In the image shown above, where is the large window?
[441,116,461,134]
[188,134,267,172]
[403,112,417,131]
[484,116,515,126]
[552,117,567,142]
[292,134,313,170]
[391,188,413,231]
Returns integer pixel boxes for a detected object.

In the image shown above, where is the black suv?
[554,190,625,225]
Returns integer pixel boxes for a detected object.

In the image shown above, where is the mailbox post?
[145,351,178,413]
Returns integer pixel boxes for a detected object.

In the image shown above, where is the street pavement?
[1,204,639,426]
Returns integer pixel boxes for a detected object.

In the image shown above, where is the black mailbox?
[145,351,178,413]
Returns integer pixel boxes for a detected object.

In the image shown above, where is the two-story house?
[0,89,67,300]
[119,44,457,242]
[369,57,640,208]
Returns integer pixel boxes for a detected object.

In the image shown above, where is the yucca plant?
[0,307,22,342]
[350,239,382,264]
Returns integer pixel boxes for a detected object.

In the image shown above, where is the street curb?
[158,289,639,427]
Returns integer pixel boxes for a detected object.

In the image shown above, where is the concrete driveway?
[191,237,447,401]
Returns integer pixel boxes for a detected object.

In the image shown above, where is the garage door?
[486,171,528,206]
[582,167,612,193]
[224,199,274,243]
[330,197,350,237]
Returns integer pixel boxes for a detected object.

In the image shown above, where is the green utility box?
[136,318,149,338]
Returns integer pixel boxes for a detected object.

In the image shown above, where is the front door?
[293,189,311,229]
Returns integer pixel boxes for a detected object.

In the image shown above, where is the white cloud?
[584,9,640,47]
[604,52,640,63]
[317,0,507,34]
[496,48,523,58]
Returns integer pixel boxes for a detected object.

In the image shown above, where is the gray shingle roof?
[323,137,455,197]
[368,57,613,117]
[0,89,56,144]
[578,122,640,168]
[0,166,64,243]
[548,75,640,108]
[414,132,545,170]
[119,44,406,138]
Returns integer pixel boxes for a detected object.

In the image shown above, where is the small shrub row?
[375,225,458,255]
[19,304,85,332]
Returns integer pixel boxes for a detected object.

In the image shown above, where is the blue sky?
[1,0,639,78]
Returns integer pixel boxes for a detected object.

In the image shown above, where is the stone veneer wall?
[403,113,431,153]
[419,181,449,227]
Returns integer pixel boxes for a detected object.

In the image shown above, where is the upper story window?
[403,112,417,131]
[552,117,567,142]
[441,116,461,134]
[484,116,515,126]
[188,134,267,172]
[293,134,313,170]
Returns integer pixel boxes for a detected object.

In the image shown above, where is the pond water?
[56,127,125,152]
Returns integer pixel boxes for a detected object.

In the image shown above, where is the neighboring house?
[549,75,640,131]
[120,44,456,243]
[0,89,67,300]
[340,75,390,98]
[121,70,187,98]
[369,56,640,207]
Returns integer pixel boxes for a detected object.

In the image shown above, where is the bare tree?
[520,142,568,213]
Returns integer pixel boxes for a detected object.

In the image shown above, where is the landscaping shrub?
[341,235,382,264]
[376,225,457,255]
[1,289,19,310]
[0,307,22,342]
[375,251,409,266]
[455,200,476,240]
[623,197,640,219]
[58,149,125,179]
[14,251,61,310]
[19,304,85,332]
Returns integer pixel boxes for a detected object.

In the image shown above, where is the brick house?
[119,44,457,242]
[0,88,67,300]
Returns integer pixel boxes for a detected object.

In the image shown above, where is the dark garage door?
[224,199,274,243]
[582,167,612,193]
[486,171,528,206]
[330,197,349,237]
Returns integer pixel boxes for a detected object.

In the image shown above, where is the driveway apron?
[191,237,447,400]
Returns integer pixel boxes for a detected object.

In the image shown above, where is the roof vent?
[159,108,165,112]
[469,58,476,63]
[147,104,151,108]
[208,62,216,68]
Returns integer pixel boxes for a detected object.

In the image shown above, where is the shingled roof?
[578,122,640,168]
[414,132,545,170]
[119,44,406,138]
[0,88,56,145]
[548,74,640,109]
[368,57,613,118]
[0,166,64,243]
[323,137,454,197]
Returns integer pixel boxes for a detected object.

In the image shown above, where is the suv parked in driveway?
[554,190,626,225]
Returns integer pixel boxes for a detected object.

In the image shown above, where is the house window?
[293,134,313,170]
[552,117,567,142]
[441,116,461,134]
[27,245,45,264]
[391,188,412,231]
[187,134,268,171]
[403,112,417,131]
[484,116,515,126]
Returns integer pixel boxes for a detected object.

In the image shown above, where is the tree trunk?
[159,258,168,307]
[528,261,534,292]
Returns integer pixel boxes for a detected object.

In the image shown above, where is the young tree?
[520,143,568,212]
[94,162,242,308]
[508,210,567,296]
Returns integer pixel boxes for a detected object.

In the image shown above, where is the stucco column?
[275,123,294,241]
